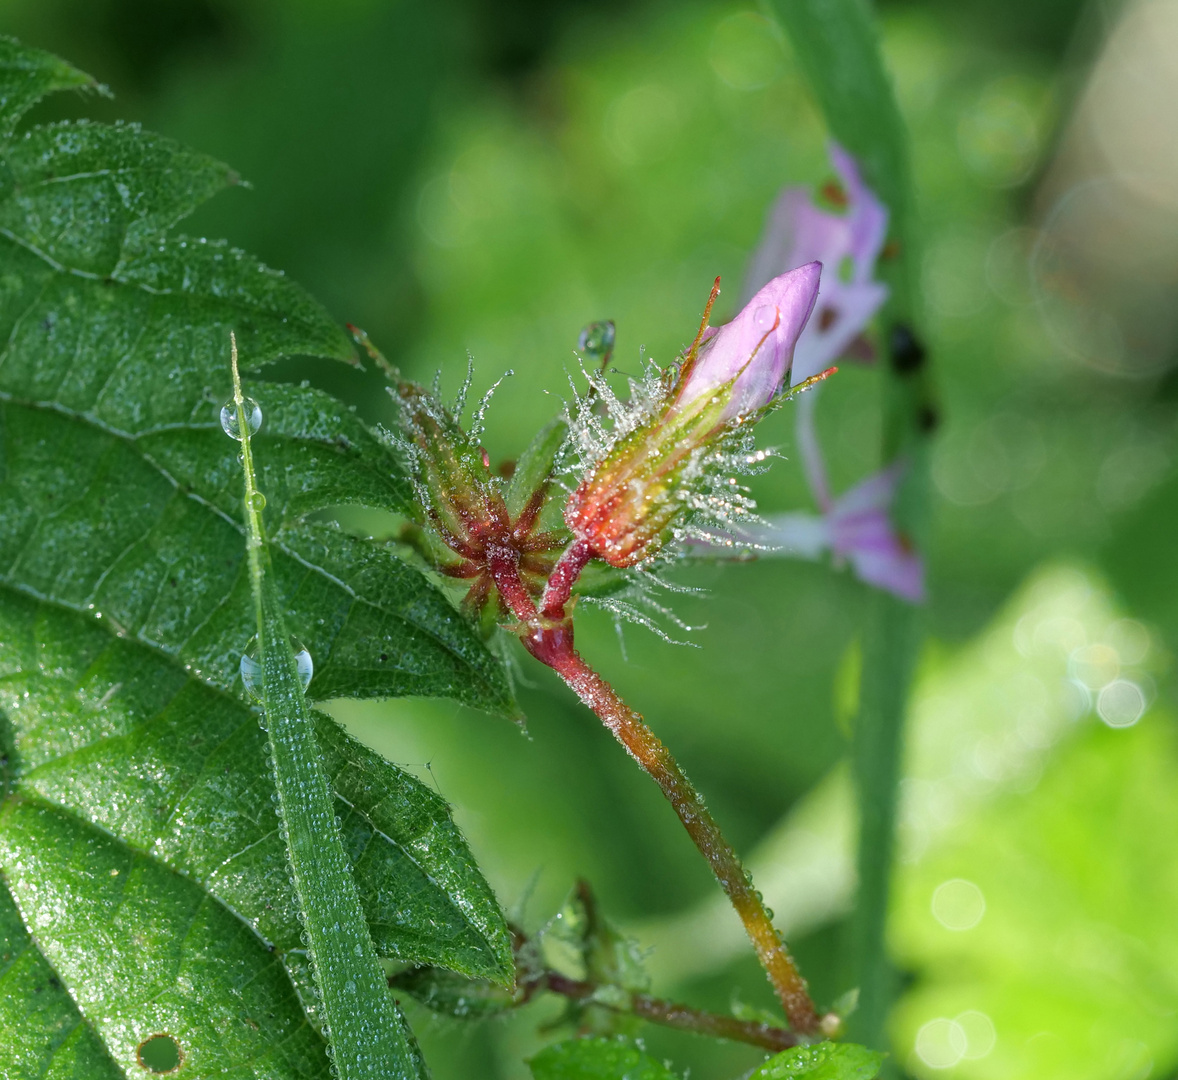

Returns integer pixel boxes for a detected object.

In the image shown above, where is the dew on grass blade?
[240,637,313,700]
[220,396,263,440]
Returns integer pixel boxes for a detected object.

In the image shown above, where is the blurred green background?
[7,0,1177,1076]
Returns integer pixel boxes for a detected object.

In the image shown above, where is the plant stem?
[849,593,919,1046]
[232,337,420,1078]
[545,647,821,1036]
[487,542,823,1035]
[540,538,593,619]
[769,0,935,1052]
[534,970,800,1052]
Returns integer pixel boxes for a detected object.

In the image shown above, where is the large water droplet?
[240,636,313,700]
[249,490,267,511]
[220,397,263,440]
[753,304,778,332]
[578,320,616,364]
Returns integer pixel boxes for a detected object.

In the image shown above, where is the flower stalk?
[488,552,824,1036]
[542,643,823,1036]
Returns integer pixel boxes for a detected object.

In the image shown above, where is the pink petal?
[680,262,821,419]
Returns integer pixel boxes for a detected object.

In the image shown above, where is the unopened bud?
[565,264,821,568]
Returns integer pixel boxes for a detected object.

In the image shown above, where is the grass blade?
[230,336,423,1079]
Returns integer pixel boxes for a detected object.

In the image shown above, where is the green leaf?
[748,1043,884,1080]
[0,848,122,1079]
[391,967,520,1020]
[529,1036,678,1080]
[505,415,569,520]
[0,36,514,1075]
[0,51,513,718]
[0,35,99,138]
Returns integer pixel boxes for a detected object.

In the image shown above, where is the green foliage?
[893,707,1178,1079]
[392,965,521,1020]
[0,36,514,1076]
[529,1036,678,1080]
[748,1044,883,1079]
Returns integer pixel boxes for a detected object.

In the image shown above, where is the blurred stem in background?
[768,0,935,1052]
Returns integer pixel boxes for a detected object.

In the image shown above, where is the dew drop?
[239,636,314,700]
[753,304,777,332]
[220,397,263,440]
[249,491,267,511]
[578,320,616,364]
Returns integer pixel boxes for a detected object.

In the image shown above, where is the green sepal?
[506,416,569,520]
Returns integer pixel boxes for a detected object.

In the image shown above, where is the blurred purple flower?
[744,142,890,384]
[752,461,925,603]
[677,262,822,422]
[721,143,925,602]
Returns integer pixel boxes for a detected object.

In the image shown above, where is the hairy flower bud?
[565,264,822,568]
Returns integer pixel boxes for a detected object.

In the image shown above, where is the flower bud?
[676,262,821,421]
[565,264,822,568]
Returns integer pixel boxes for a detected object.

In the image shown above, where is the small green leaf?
[529,1036,678,1080]
[392,966,520,1020]
[317,713,513,981]
[748,1043,884,1079]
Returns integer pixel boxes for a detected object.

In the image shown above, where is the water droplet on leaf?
[220,397,263,440]
[249,491,267,511]
[240,636,314,700]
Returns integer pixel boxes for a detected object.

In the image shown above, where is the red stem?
[487,539,821,1036]
[537,970,800,1052]
[542,645,820,1036]
[540,538,593,619]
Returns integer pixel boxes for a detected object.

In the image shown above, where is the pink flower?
[731,462,925,603]
[744,142,889,384]
[677,262,822,421]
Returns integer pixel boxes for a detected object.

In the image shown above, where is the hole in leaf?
[137,1034,182,1073]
